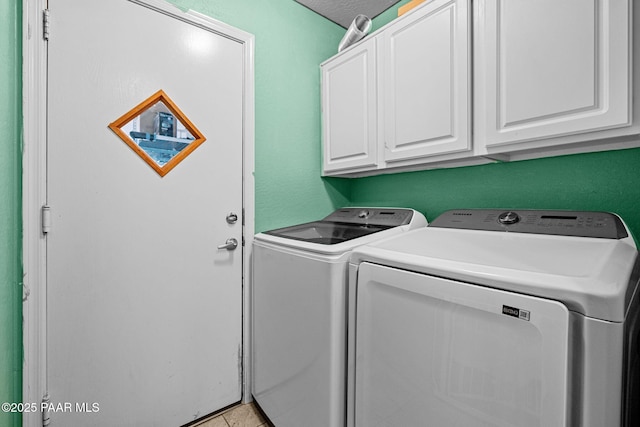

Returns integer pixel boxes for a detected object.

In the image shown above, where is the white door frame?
[22,1,255,426]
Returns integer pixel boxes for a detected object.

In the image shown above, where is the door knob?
[226,212,238,224]
[217,238,238,251]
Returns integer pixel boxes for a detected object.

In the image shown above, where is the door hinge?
[42,205,51,234]
[42,392,51,426]
[43,9,50,41]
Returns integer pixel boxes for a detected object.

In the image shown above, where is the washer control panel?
[429,209,628,239]
[323,208,415,226]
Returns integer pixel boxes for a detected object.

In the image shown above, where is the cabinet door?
[475,0,631,149]
[322,38,378,174]
[383,0,471,163]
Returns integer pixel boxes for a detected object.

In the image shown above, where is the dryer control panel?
[429,209,628,239]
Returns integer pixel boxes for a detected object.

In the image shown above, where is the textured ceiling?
[295,0,402,28]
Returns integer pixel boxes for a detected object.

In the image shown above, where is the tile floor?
[194,403,274,427]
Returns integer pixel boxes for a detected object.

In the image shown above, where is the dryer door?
[354,262,570,427]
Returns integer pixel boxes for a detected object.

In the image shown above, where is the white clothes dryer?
[347,209,639,427]
[252,208,427,427]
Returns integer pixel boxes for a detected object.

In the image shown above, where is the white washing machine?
[347,209,640,427]
[252,208,427,427]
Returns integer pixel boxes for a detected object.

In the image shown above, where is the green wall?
[0,0,22,426]
[349,149,640,242]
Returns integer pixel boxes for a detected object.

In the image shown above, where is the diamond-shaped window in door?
[109,90,206,177]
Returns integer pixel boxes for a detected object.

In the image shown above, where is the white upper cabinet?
[321,0,638,176]
[322,37,378,174]
[383,0,471,165]
[475,0,632,152]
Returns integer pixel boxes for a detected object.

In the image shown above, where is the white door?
[354,263,570,427]
[46,1,245,425]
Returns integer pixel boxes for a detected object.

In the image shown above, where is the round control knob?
[357,209,371,219]
[498,211,520,225]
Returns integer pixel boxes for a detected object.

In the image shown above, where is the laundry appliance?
[347,209,639,427]
[252,207,427,427]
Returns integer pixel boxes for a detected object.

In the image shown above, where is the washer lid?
[255,208,427,255]
[350,226,639,322]
[263,221,393,245]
